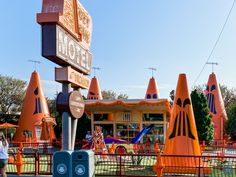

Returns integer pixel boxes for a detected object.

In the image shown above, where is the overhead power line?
[192,0,236,87]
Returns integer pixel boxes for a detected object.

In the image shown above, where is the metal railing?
[7,152,52,175]
[95,153,236,177]
[5,144,236,177]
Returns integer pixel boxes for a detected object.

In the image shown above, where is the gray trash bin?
[53,150,73,177]
[72,150,95,177]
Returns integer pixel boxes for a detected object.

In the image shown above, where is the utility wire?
[192,0,236,87]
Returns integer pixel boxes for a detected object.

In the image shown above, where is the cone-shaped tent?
[205,72,227,140]
[14,71,56,143]
[87,76,103,100]
[145,77,160,99]
[162,74,210,173]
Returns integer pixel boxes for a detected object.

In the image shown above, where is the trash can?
[53,151,73,177]
[72,150,95,177]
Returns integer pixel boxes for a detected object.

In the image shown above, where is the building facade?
[85,99,171,144]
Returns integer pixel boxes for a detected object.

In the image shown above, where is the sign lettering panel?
[55,67,90,89]
[42,24,92,75]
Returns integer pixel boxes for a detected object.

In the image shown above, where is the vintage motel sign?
[37,0,93,150]
[55,66,90,89]
[37,0,93,75]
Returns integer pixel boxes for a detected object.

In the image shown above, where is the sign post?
[62,83,72,150]
[37,0,92,150]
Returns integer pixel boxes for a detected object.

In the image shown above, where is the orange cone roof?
[163,74,201,167]
[14,71,56,142]
[205,72,227,140]
[145,77,160,99]
[87,76,103,100]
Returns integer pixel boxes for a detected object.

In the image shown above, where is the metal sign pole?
[71,88,79,150]
[38,1,93,176]
[62,83,72,150]
[71,118,78,150]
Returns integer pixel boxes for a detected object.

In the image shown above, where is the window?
[122,112,131,122]
[146,94,151,99]
[143,113,163,121]
[153,93,158,99]
[143,124,164,144]
[94,124,113,137]
[116,124,139,141]
[35,127,42,140]
[94,113,109,121]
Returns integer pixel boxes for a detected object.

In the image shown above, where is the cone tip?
[179,73,186,77]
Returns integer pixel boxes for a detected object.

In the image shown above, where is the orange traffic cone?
[87,76,103,100]
[19,142,23,151]
[153,151,163,177]
[145,77,160,99]
[205,72,227,140]
[155,143,160,154]
[163,73,211,174]
[16,146,26,175]
[109,142,116,154]
[14,71,56,142]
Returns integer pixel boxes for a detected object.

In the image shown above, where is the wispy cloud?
[158,83,175,90]
[121,84,147,89]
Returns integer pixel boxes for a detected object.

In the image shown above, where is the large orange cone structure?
[145,77,160,99]
[205,72,227,140]
[162,74,210,174]
[87,76,103,100]
[14,71,56,143]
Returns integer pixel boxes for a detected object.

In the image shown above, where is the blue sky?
[0,1,236,99]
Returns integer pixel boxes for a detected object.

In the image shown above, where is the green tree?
[76,113,91,139]
[191,89,213,143]
[101,90,128,99]
[0,75,26,121]
[47,97,62,138]
[193,84,236,114]
[219,85,236,113]
[226,104,236,140]
[117,93,128,99]
[47,96,91,141]
[192,84,206,93]
[169,90,175,107]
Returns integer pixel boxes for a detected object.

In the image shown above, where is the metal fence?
[95,153,236,177]
[7,152,52,175]
[5,150,236,176]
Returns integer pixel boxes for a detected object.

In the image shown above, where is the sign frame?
[42,24,92,75]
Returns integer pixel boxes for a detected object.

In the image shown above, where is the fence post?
[153,150,163,177]
[197,156,204,177]
[16,149,23,175]
[116,154,124,177]
[50,153,53,174]
[198,156,200,177]
[120,155,122,177]
[35,153,39,176]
